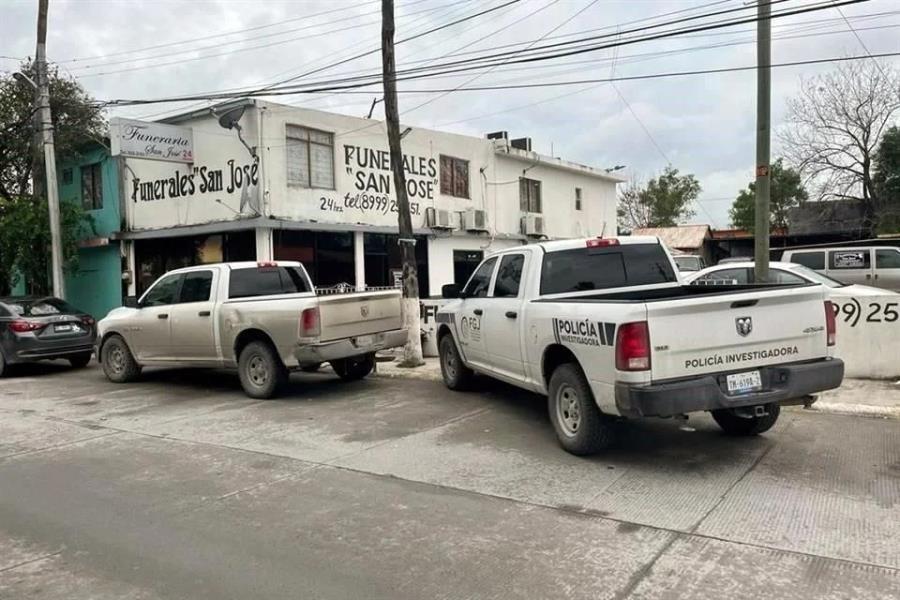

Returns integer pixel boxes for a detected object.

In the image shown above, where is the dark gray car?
[0,296,96,376]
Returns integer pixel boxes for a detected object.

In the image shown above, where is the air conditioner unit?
[463,208,489,232]
[425,207,453,229]
[521,213,545,237]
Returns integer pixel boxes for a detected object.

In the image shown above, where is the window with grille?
[440,155,469,198]
[81,163,102,210]
[286,125,334,189]
[519,177,542,213]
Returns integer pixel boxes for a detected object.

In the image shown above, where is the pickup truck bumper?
[614,358,844,418]
[293,328,408,366]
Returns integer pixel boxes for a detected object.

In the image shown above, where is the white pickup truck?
[97,261,407,398]
[436,237,844,455]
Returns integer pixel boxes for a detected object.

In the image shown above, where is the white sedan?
[684,261,893,297]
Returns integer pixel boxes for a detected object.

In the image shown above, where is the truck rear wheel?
[331,353,375,381]
[101,335,142,383]
[238,341,287,399]
[711,404,780,436]
[439,334,473,391]
[548,363,615,456]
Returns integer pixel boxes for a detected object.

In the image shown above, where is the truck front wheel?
[101,335,142,383]
[331,353,375,381]
[439,334,473,391]
[238,341,287,399]
[711,404,780,436]
[548,363,615,456]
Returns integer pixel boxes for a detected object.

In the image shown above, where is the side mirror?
[124,296,139,308]
[442,284,461,299]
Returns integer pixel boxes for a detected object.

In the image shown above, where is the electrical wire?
[830,1,888,76]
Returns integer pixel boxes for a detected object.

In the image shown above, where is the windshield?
[790,265,845,288]
[673,256,702,271]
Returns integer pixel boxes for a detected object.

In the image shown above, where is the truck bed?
[317,290,403,342]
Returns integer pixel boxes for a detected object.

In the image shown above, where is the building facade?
[55,100,621,316]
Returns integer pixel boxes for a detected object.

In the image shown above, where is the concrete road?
[0,363,898,599]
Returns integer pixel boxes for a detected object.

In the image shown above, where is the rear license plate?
[726,370,762,394]
[54,324,73,332]
[356,335,374,347]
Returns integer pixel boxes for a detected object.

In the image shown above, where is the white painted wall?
[830,295,900,379]
[426,235,524,297]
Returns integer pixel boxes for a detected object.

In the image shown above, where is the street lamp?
[604,165,626,173]
[13,72,37,89]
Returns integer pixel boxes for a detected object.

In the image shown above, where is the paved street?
[1,363,898,599]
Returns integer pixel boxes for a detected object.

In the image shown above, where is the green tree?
[873,125,900,233]
[0,61,103,293]
[617,166,700,230]
[729,159,808,231]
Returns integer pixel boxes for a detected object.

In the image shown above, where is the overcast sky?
[3,0,899,227]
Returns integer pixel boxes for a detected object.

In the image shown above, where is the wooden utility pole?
[35,0,65,298]
[753,0,771,283]
[382,0,424,367]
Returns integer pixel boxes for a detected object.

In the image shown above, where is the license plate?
[356,335,374,347]
[54,324,73,332]
[726,370,762,394]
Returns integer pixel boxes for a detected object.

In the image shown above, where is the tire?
[548,363,615,456]
[300,363,322,373]
[711,403,780,436]
[238,341,287,399]
[438,334,474,391]
[69,352,93,369]
[331,353,375,381]
[101,335,142,383]
[0,350,7,378]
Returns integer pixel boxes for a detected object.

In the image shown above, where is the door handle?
[505,311,518,319]
[866,274,872,280]
[473,309,483,316]
[198,311,211,317]
[157,313,169,319]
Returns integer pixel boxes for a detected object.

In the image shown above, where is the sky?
[2,0,899,228]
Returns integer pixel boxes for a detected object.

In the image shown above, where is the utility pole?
[381,0,424,367]
[35,0,65,298]
[753,0,771,283]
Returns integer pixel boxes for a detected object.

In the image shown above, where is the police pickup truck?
[436,237,843,455]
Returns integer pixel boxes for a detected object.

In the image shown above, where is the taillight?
[81,316,95,328]
[10,319,46,333]
[586,238,619,248]
[615,321,651,371]
[300,307,320,337]
[824,300,836,346]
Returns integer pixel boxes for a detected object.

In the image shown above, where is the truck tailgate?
[317,290,403,342]
[647,285,829,381]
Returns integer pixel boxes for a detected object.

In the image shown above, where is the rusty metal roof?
[631,225,711,250]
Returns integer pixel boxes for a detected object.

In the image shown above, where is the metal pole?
[753,0,771,283]
[36,0,65,298]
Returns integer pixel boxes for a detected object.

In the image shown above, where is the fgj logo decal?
[460,315,481,342]
[735,316,753,337]
[552,318,615,347]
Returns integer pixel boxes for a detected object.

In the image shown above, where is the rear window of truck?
[229,266,311,299]
[540,244,677,295]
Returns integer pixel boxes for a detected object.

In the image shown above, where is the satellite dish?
[217,105,246,130]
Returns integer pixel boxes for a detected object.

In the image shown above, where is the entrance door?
[131,272,182,361]
[456,256,496,366]
[167,269,218,362]
[483,252,527,379]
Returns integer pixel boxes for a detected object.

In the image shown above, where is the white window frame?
[286,124,335,189]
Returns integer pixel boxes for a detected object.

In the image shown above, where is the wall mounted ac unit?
[463,208,489,232]
[425,207,453,229]
[521,213,545,237]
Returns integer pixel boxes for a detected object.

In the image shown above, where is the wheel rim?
[442,342,457,380]
[247,355,268,387]
[108,345,125,374]
[556,383,581,437]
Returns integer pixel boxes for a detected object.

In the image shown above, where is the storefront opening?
[364,233,429,297]
[273,230,354,288]
[453,250,484,287]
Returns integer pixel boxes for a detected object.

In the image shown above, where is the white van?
[781,246,900,291]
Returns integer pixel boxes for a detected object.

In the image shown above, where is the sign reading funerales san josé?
[110,117,194,164]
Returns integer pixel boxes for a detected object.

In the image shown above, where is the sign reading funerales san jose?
[110,117,194,164]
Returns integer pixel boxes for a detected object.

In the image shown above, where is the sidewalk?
[374,356,900,420]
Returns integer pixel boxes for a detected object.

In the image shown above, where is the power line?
[100,51,900,108]
[831,1,888,76]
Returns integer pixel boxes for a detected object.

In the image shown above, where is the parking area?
[1,363,899,599]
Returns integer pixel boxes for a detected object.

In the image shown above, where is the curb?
[789,402,900,420]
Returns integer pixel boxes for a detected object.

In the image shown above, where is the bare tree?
[617,175,652,231]
[779,59,900,230]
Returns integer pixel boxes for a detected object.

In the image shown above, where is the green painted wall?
[66,245,121,319]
